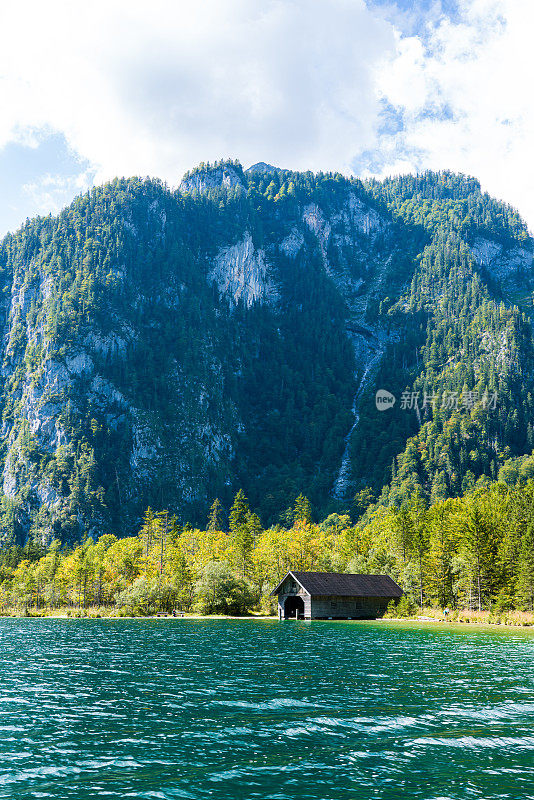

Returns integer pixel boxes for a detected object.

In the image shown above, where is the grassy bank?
[1,606,534,627]
[0,607,276,620]
[385,607,534,627]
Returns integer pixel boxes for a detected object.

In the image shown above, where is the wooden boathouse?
[271,571,403,620]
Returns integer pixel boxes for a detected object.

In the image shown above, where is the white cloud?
[1,0,534,231]
[22,171,95,217]
[373,0,534,230]
[0,0,396,185]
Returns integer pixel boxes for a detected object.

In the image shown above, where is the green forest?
[0,161,533,603]
[2,465,534,620]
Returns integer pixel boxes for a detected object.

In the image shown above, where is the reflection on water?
[0,618,533,799]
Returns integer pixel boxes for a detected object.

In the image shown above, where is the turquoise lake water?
[0,618,533,799]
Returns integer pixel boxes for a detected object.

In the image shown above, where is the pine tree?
[207,498,224,532]
[393,505,413,564]
[229,490,249,532]
[517,523,534,611]
[427,501,456,607]
[229,491,253,577]
[293,494,312,524]
[457,503,495,611]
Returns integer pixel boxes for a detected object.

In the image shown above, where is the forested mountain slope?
[0,161,532,543]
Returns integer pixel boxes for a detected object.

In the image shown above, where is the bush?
[194,561,254,615]
[115,577,159,615]
[386,595,417,618]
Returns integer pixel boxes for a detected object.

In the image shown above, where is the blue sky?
[0,0,532,235]
[0,134,93,235]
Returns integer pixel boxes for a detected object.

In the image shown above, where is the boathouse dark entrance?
[284,596,305,619]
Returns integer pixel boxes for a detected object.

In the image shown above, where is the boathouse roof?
[271,571,403,598]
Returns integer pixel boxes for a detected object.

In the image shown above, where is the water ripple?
[0,619,533,799]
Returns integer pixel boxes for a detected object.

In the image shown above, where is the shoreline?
[2,611,534,630]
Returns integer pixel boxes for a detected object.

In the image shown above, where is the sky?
[0,0,533,236]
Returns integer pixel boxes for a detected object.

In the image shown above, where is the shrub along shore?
[1,479,534,621]
[2,607,534,628]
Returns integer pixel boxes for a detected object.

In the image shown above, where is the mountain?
[0,159,532,544]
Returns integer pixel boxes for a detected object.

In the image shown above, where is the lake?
[0,619,533,799]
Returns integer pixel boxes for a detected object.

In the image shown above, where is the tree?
[194,561,253,615]
[517,523,534,611]
[293,494,312,524]
[207,498,224,532]
[427,501,456,607]
[407,493,430,609]
[229,490,249,531]
[116,576,158,615]
[456,500,496,611]
[229,491,253,577]
[353,488,375,520]
[392,505,413,564]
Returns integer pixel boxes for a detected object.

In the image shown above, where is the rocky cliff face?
[0,164,532,543]
[180,162,244,195]
[210,232,279,308]
[471,236,533,282]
